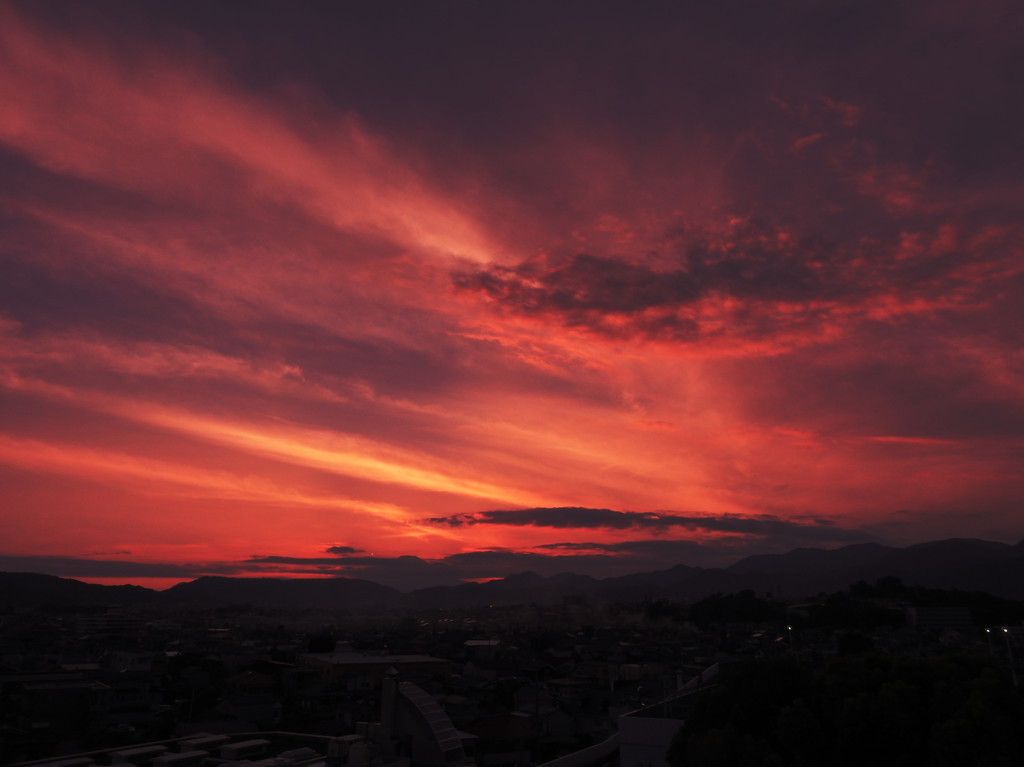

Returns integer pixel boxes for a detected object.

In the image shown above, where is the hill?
[0,572,157,607]
[3,536,1022,609]
[160,575,403,608]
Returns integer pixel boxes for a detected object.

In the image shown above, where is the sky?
[1,0,1022,591]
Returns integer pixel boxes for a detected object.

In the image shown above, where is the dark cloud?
[245,556,348,566]
[425,507,870,542]
[453,228,837,344]
[454,211,1020,346]
[427,507,669,530]
[0,555,244,579]
[532,542,600,551]
[457,219,855,313]
[324,545,364,555]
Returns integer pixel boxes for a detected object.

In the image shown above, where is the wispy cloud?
[0,4,501,266]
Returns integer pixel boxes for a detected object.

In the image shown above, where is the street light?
[1003,627,1018,689]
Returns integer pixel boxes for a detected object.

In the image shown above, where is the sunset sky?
[2,1,1022,591]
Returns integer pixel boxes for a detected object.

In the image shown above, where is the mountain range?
[2,537,1022,610]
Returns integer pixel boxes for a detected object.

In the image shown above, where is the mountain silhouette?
[2,536,1022,609]
[0,572,155,607]
[161,575,402,608]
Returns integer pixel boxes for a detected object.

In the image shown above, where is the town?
[2,577,1022,766]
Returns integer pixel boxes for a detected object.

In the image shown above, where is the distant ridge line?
[1,536,1022,608]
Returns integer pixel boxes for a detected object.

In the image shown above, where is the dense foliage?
[687,590,786,626]
[666,654,1024,767]
[849,577,1024,626]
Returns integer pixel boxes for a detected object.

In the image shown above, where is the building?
[300,652,451,693]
